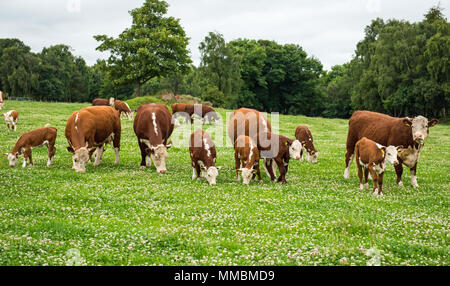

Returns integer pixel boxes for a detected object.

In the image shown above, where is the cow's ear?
[403,118,412,127]
[396,145,404,152]
[252,169,258,174]
[428,119,439,127]
[166,141,173,149]
[88,147,97,152]
[67,147,74,153]
[200,166,207,172]
[237,169,242,173]
[381,147,386,155]
[216,166,222,171]
[3,153,9,157]
[145,148,154,154]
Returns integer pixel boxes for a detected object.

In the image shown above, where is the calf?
[0,91,4,109]
[113,100,133,120]
[355,137,401,196]
[65,106,121,173]
[134,104,174,173]
[261,134,301,184]
[4,125,57,167]
[3,110,19,131]
[234,135,262,185]
[189,129,222,185]
[295,125,318,163]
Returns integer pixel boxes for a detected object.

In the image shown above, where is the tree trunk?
[136,82,142,97]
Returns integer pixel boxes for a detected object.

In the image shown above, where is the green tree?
[94,0,191,97]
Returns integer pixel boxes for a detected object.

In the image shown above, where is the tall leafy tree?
[94,0,191,97]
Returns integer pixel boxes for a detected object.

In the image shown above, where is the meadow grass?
[0,100,448,266]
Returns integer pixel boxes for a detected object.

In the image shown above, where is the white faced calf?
[189,130,222,185]
[234,135,262,185]
[3,110,19,131]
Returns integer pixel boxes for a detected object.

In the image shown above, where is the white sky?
[0,0,448,70]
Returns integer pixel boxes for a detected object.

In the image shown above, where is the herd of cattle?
[0,94,439,196]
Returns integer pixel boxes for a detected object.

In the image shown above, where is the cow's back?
[134,104,174,140]
[92,98,110,106]
[228,108,272,147]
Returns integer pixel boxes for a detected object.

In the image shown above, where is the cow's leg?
[395,161,404,186]
[363,167,369,189]
[368,166,379,195]
[275,158,287,184]
[235,154,241,182]
[23,148,32,167]
[410,163,419,188]
[13,122,17,131]
[47,145,56,166]
[357,161,364,190]
[263,159,276,182]
[113,133,120,165]
[93,146,104,166]
[138,141,148,169]
[6,123,10,130]
[300,148,304,161]
[255,162,262,182]
[344,149,354,179]
[378,172,384,196]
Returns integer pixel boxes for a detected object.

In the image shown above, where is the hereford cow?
[234,135,262,185]
[134,104,174,173]
[261,134,300,184]
[227,108,273,152]
[0,91,4,109]
[295,125,318,163]
[113,99,133,120]
[344,110,438,188]
[189,129,222,185]
[3,110,19,131]
[92,97,115,106]
[171,103,190,124]
[4,124,57,167]
[188,104,220,124]
[355,137,401,196]
[65,106,121,173]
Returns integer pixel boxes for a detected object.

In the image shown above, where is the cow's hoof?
[412,183,419,188]
[398,181,403,187]
[139,166,146,170]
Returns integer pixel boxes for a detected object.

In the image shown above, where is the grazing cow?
[234,135,262,185]
[65,106,121,173]
[4,124,57,167]
[171,103,190,124]
[113,100,133,120]
[227,108,273,151]
[355,137,401,196]
[261,134,300,184]
[189,129,222,185]
[0,91,4,109]
[344,110,438,188]
[134,104,174,173]
[92,97,115,106]
[295,125,318,163]
[189,105,220,124]
[3,110,19,131]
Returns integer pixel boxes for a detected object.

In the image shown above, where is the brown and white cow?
[112,99,133,120]
[3,110,19,131]
[187,104,220,124]
[355,137,401,196]
[344,110,438,188]
[234,135,262,185]
[65,106,121,173]
[0,91,4,109]
[134,104,174,173]
[189,129,222,185]
[295,125,318,163]
[4,124,57,167]
[92,97,115,106]
[261,134,300,184]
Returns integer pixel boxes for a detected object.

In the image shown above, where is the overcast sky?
[0,0,448,70]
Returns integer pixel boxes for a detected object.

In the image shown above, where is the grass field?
[0,100,448,266]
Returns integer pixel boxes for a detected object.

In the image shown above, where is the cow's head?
[378,144,401,166]
[67,145,93,173]
[126,112,133,121]
[201,166,222,185]
[239,167,256,185]
[288,139,302,160]
[301,141,318,163]
[403,116,439,144]
[146,142,172,173]
[3,152,18,167]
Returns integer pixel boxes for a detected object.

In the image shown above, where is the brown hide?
[11,127,57,155]
[65,106,121,151]
[261,134,293,184]
[114,100,132,116]
[134,104,174,147]
[228,108,272,150]
[92,98,110,106]
[189,130,216,169]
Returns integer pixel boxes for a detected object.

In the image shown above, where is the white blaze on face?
[72,147,90,173]
[152,112,158,136]
[7,153,18,167]
[384,145,399,166]
[205,166,220,185]
[151,144,168,173]
[203,138,211,158]
[249,140,254,161]
[411,116,429,143]
[289,140,301,160]
[241,167,253,185]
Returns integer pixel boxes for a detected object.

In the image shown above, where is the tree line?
[0,0,447,119]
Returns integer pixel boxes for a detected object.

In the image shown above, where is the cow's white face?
[289,140,301,160]
[407,116,438,144]
[72,147,90,173]
[306,151,318,163]
[204,166,221,185]
[240,167,254,185]
[149,144,169,174]
[4,153,18,167]
[384,146,399,166]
